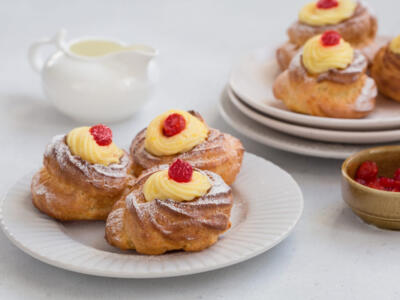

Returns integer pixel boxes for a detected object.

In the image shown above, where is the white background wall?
[0,1,399,299]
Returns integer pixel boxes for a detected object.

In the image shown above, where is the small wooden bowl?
[341,145,400,230]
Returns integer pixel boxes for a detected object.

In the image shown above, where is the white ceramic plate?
[219,90,399,159]
[229,44,400,131]
[228,87,400,144]
[0,153,303,278]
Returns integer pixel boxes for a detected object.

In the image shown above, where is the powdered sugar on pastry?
[132,129,226,169]
[46,135,130,179]
[31,171,56,207]
[289,50,367,84]
[353,76,377,112]
[289,2,376,47]
[126,167,232,233]
[105,208,126,244]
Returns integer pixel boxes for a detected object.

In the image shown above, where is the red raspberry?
[163,113,186,137]
[393,180,400,191]
[355,178,367,186]
[317,0,339,9]
[367,179,385,191]
[321,30,342,47]
[379,177,395,191]
[89,124,113,146]
[394,168,400,181]
[168,159,193,183]
[355,161,378,182]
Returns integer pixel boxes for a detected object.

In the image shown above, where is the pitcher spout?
[111,45,158,74]
[128,44,158,59]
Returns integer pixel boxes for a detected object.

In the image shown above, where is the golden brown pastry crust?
[289,3,377,48]
[105,165,233,255]
[273,51,377,118]
[130,112,244,185]
[31,135,134,221]
[371,46,400,102]
[276,42,301,71]
[277,2,378,70]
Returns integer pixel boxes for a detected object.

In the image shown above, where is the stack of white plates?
[220,46,400,159]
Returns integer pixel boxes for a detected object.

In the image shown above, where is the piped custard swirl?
[145,110,209,156]
[302,32,354,74]
[299,0,357,26]
[143,169,211,202]
[390,35,400,55]
[66,126,123,166]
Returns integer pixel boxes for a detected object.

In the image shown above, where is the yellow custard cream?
[389,35,400,55]
[145,110,209,156]
[143,170,211,202]
[66,127,124,166]
[302,34,354,74]
[299,0,357,26]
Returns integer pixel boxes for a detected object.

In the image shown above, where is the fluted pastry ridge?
[130,111,244,185]
[276,2,377,70]
[289,2,376,47]
[273,49,376,118]
[371,45,400,102]
[31,135,133,220]
[105,165,233,254]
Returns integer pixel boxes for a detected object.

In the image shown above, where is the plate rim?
[0,152,303,278]
[229,45,400,131]
[218,89,379,159]
[227,87,400,144]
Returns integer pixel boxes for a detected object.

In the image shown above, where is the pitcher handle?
[28,30,67,73]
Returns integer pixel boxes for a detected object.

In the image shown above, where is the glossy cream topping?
[143,170,211,202]
[299,0,357,26]
[144,110,209,156]
[389,35,400,55]
[302,34,354,74]
[66,127,124,166]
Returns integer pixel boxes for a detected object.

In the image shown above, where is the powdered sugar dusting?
[289,50,367,84]
[288,52,314,84]
[125,165,232,235]
[106,208,126,244]
[34,185,47,195]
[46,135,130,179]
[289,2,374,46]
[339,50,367,74]
[31,172,57,207]
[131,128,229,169]
[353,76,377,112]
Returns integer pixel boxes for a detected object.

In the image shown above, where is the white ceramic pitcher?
[29,30,159,123]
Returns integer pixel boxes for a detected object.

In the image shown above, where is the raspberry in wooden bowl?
[341,145,400,230]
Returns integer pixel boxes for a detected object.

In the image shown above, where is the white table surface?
[1,0,399,299]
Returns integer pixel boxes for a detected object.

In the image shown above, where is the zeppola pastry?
[130,109,244,185]
[371,35,400,102]
[273,31,377,118]
[105,159,233,255]
[276,0,377,70]
[31,124,133,221]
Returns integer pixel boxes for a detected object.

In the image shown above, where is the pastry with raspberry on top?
[273,30,377,118]
[371,35,400,103]
[276,0,378,70]
[130,110,244,185]
[105,159,233,254]
[31,124,133,221]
